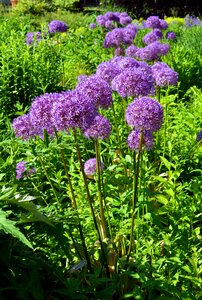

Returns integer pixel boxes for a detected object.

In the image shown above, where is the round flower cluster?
[152,62,178,86]
[95,11,133,29]
[126,97,164,132]
[135,41,170,61]
[165,31,176,40]
[96,61,120,83]
[75,75,112,109]
[143,29,163,45]
[111,67,155,97]
[84,115,111,140]
[16,161,36,180]
[84,158,104,176]
[145,16,168,30]
[125,44,138,57]
[48,20,68,34]
[26,31,42,46]
[127,129,154,151]
[104,24,137,49]
[12,114,34,140]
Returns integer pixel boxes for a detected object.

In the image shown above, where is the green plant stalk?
[73,130,110,276]
[111,100,122,152]
[127,131,143,261]
[38,155,60,205]
[95,139,107,240]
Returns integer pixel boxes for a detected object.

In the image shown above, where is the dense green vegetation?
[0,6,201,300]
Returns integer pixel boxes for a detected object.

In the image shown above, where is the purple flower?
[196,130,202,142]
[96,61,120,84]
[26,31,42,46]
[152,62,178,86]
[89,23,96,29]
[105,20,115,30]
[48,20,68,34]
[159,19,168,30]
[96,15,106,27]
[77,74,88,83]
[84,158,104,176]
[12,114,35,140]
[75,75,112,109]
[119,16,132,25]
[83,115,111,140]
[104,12,116,21]
[114,47,125,56]
[110,56,140,71]
[135,41,170,61]
[29,92,61,137]
[166,31,176,40]
[125,97,164,132]
[51,90,97,132]
[125,44,138,57]
[145,16,161,29]
[16,161,36,180]
[111,67,155,97]
[127,129,154,151]
[143,29,163,45]
[185,15,202,26]
[104,28,124,48]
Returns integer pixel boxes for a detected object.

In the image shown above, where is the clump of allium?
[143,29,163,45]
[51,90,97,132]
[29,92,61,137]
[104,28,124,48]
[125,97,164,132]
[125,44,138,57]
[89,23,96,29]
[26,31,42,46]
[12,114,35,140]
[48,20,68,34]
[111,67,155,97]
[127,129,154,151]
[196,130,202,142]
[105,20,115,30]
[135,41,170,61]
[96,15,106,27]
[96,61,120,84]
[119,16,132,26]
[77,74,88,83]
[145,16,161,29]
[111,56,140,70]
[159,19,168,30]
[184,15,202,27]
[75,75,112,109]
[152,62,178,86]
[83,115,111,140]
[16,161,36,180]
[84,158,104,176]
[166,31,176,40]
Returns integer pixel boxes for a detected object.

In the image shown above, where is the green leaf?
[0,209,33,249]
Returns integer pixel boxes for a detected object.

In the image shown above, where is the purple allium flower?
[126,44,138,57]
[135,41,170,61]
[16,161,36,180]
[26,31,42,46]
[145,16,161,29]
[89,23,96,29]
[84,158,104,176]
[75,75,112,109]
[96,61,120,84]
[84,115,111,140]
[77,74,88,83]
[114,47,125,56]
[111,67,155,97]
[104,12,116,21]
[184,15,202,26]
[166,31,176,40]
[119,16,132,26]
[12,114,35,140]
[110,56,140,71]
[119,12,129,18]
[48,20,68,34]
[152,62,178,86]
[125,97,164,132]
[51,90,97,132]
[196,130,202,142]
[96,15,106,27]
[127,129,154,151]
[159,19,168,30]
[29,92,61,137]
[143,29,163,45]
[104,28,124,48]
[105,20,115,30]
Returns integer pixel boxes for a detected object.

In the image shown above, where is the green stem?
[95,139,107,240]
[127,132,143,261]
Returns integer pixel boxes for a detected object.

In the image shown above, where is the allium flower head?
[12,114,35,140]
[104,12,116,21]
[196,130,202,142]
[48,20,68,34]
[16,161,36,180]
[135,41,170,61]
[29,92,61,137]
[96,15,106,26]
[89,23,96,29]
[51,90,97,132]
[127,129,154,151]
[166,31,176,40]
[84,158,104,176]
[119,16,132,25]
[126,44,138,57]
[152,62,178,86]
[159,19,168,30]
[26,31,42,46]
[104,28,124,48]
[145,16,161,29]
[105,20,115,30]
[125,96,164,132]
[75,75,112,109]
[143,29,163,45]
[96,61,120,84]
[112,67,155,97]
[84,115,111,140]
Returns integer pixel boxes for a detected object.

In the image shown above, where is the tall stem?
[127,132,143,261]
[95,139,107,240]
